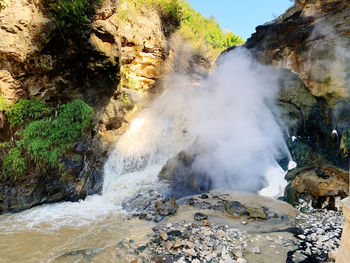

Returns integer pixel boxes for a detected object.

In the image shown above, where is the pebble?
[159,232,168,241]
[165,241,172,251]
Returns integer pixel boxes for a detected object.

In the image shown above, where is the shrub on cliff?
[1,100,95,179]
[0,0,8,10]
[0,96,8,111]
[43,0,102,29]
[6,99,52,128]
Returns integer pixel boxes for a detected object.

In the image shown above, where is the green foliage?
[0,96,9,111]
[2,148,26,179]
[6,99,51,128]
[1,100,95,179]
[21,100,95,168]
[178,3,244,52]
[43,0,102,29]
[340,129,350,157]
[0,0,8,10]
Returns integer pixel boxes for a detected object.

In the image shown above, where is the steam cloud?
[162,48,291,192]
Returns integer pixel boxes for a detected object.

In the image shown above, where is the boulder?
[155,198,178,216]
[225,201,247,217]
[158,151,212,193]
[246,207,267,220]
[285,165,349,206]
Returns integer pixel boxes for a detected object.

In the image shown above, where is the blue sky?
[187,0,294,40]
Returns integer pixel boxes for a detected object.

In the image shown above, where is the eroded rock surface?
[0,0,188,213]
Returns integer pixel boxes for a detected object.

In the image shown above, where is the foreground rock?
[285,165,348,207]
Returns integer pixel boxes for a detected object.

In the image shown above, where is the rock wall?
[239,0,350,205]
[218,0,350,205]
[0,0,182,212]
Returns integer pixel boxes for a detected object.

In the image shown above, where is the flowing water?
[0,76,195,263]
[0,49,295,262]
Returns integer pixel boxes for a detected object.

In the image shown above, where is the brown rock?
[290,166,349,199]
[172,240,183,249]
[247,207,267,220]
[201,219,211,226]
[165,241,173,251]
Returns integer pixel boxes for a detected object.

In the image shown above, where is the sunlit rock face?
[0,0,186,213]
[245,0,350,101]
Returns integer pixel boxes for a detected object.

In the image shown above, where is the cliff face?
[241,0,350,206]
[246,0,350,100]
[0,0,184,212]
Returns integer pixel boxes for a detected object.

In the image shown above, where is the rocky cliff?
[241,0,350,206]
[0,0,205,212]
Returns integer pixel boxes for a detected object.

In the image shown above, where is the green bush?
[178,4,244,52]
[43,0,102,29]
[1,99,95,179]
[2,148,26,179]
[0,0,8,10]
[6,99,51,128]
[0,96,9,111]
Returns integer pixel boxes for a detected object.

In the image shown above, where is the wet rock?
[194,212,208,221]
[247,207,267,220]
[225,201,247,217]
[167,230,182,237]
[187,198,213,210]
[200,194,209,199]
[155,198,178,216]
[158,151,212,192]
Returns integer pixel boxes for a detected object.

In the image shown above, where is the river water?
[0,81,194,263]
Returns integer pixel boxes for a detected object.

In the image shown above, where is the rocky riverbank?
[111,191,345,263]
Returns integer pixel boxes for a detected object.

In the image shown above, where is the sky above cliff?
[188,0,294,40]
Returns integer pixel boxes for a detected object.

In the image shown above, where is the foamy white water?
[259,160,297,198]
